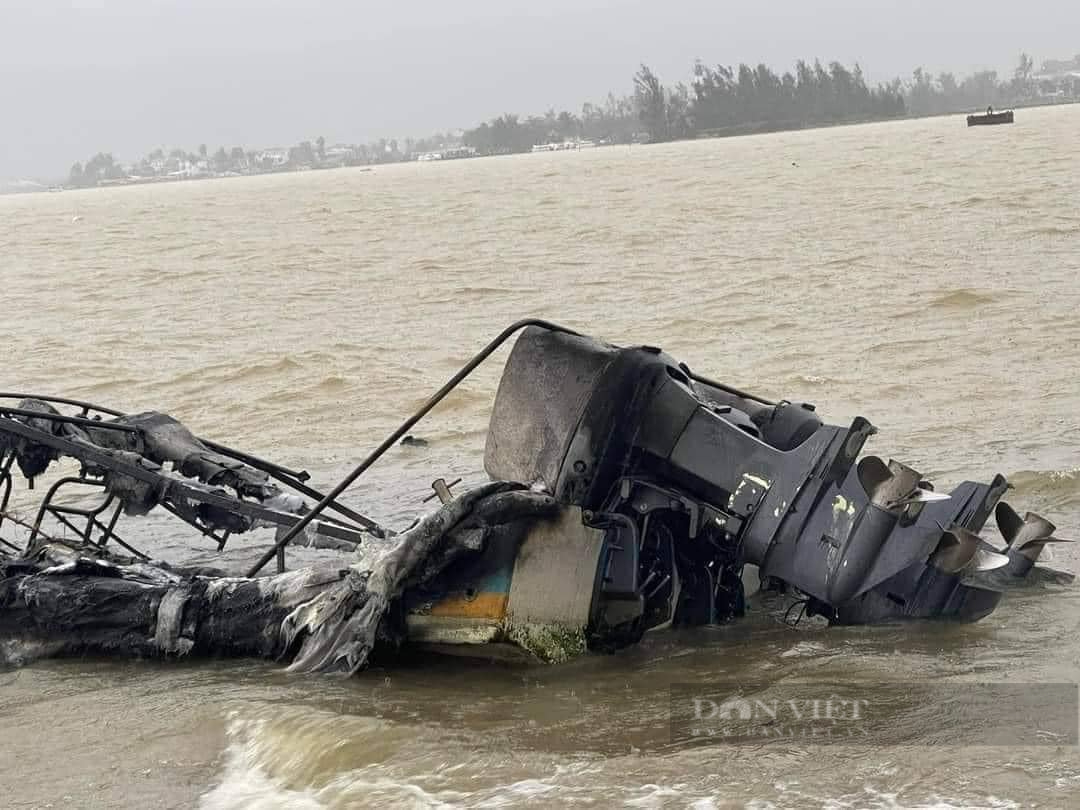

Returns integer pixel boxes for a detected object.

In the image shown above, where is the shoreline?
[6,97,1077,197]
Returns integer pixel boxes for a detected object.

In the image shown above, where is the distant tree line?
[458,55,909,152]
[458,56,908,153]
[65,131,480,187]
[461,52,1068,152]
[684,60,905,137]
[67,153,126,188]
[903,53,1053,116]
[60,52,1077,186]
[67,137,350,187]
[462,95,638,154]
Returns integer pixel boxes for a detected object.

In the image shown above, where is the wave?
[156,357,320,398]
[199,706,452,810]
[198,703,1027,810]
[821,253,871,268]
[926,289,997,309]
[794,373,832,385]
[1026,224,1080,237]
[1006,468,1080,511]
[311,375,351,393]
[411,259,447,272]
[451,286,538,297]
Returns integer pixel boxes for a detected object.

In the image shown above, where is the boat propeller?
[858,457,952,511]
[995,502,1070,576]
[929,526,1010,574]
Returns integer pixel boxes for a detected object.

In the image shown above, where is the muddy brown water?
[2,106,1080,808]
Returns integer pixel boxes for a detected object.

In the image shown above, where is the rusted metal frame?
[46,511,94,545]
[0,452,19,553]
[37,472,195,556]
[77,510,141,558]
[199,438,311,484]
[0,416,367,546]
[246,318,584,576]
[30,475,84,543]
[96,501,124,549]
[30,476,113,545]
[190,446,382,537]
[89,522,148,560]
[76,496,116,545]
[38,506,148,560]
[158,500,232,548]
[0,393,125,417]
[0,406,139,434]
[0,452,14,536]
[249,463,384,537]
[0,392,382,537]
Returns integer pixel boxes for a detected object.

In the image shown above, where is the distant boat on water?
[967,108,1014,126]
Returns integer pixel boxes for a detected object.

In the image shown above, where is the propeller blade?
[996,503,1059,561]
[995,502,1026,546]
[858,457,930,510]
[893,489,951,507]
[929,527,1005,574]
[857,456,892,502]
[930,530,978,573]
[1017,518,1056,545]
[969,548,1010,572]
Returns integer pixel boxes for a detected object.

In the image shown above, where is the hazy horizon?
[3,0,1078,181]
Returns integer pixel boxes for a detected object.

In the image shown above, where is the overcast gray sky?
[2,0,1077,180]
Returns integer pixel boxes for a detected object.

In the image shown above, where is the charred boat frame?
[0,320,1071,670]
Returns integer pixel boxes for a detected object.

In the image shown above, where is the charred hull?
[0,322,1072,670]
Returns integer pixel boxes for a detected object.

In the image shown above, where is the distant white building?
[1033,56,1080,97]
[257,148,290,166]
[166,159,210,179]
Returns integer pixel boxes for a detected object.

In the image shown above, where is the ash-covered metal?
[0,321,1072,672]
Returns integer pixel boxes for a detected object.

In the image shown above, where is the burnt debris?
[0,322,1072,671]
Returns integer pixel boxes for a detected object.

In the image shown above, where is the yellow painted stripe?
[428,592,509,620]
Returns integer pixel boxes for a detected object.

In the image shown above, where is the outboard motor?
[484,326,1063,648]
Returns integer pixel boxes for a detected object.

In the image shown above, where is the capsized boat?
[0,320,1071,670]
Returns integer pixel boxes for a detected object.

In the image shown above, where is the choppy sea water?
[2,105,1080,808]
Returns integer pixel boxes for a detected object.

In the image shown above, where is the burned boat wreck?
[0,320,1071,671]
